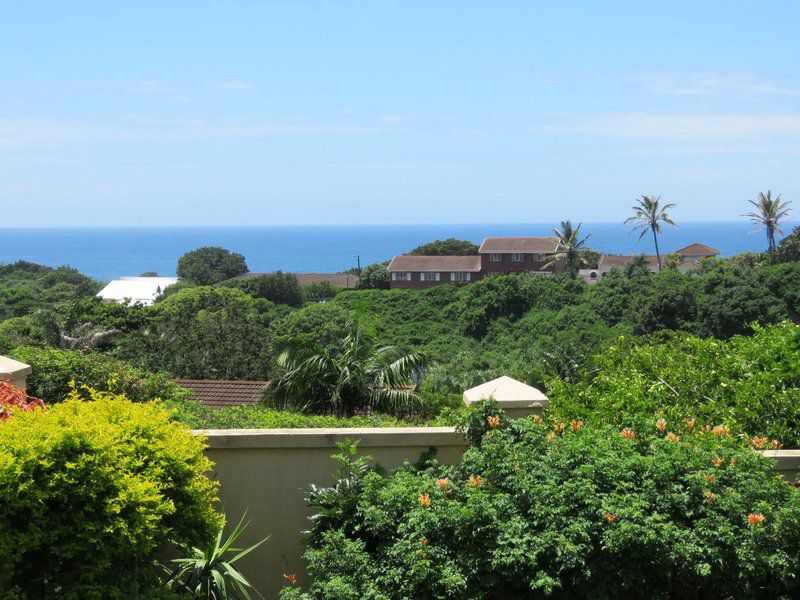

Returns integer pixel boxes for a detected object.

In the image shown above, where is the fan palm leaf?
[624,195,676,271]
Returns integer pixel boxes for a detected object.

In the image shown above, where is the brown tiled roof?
[175,379,267,408]
[673,243,720,257]
[226,272,357,288]
[478,237,560,254]
[600,254,660,268]
[387,255,482,272]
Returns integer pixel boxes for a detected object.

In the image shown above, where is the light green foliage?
[776,225,800,263]
[549,322,800,446]
[302,281,340,302]
[284,407,800,599]
[356,261,390,290]
[176,246,249,285]
[0,389,221,598]
[221,271,304,307]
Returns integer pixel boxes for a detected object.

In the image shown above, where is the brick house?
[387,237,562,289]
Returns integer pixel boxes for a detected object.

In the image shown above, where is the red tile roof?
[674,243,720,257]
[175,379,267,408]
[226,273,357,288]
[387,255,482,272]
[599,254,660,268]
[478,237,560,254]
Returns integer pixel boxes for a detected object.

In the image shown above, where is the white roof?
[462,375,549,408]
[97,277,178,306]
[0,355,32,380]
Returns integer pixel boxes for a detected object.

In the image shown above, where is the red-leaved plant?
[0,380,46,422]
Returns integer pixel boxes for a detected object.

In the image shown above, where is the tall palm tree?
[545,220,591,277]
[624,195,677,271]
[269,314,427,417]
[744,191,792,254]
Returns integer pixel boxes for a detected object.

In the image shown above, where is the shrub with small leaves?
[282,407,800,599]
[0,387,221,598]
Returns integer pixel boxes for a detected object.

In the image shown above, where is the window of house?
[421,272,440,282]
[391,272,411,281]
[511,253,523,262]
[489,253,502,262]
[531,253,545,261]
[451,272,471,282]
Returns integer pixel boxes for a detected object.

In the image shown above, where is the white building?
[97,277,178,306]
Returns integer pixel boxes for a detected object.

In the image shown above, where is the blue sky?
[2,2,799,226]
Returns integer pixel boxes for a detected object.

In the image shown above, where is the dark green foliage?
[357,261,390,290]
[776,225,800,263]
[222,271,304,307]
[8,345,194,404]
[407,238,479,256]
[302,281,340,302]
[549,322,800,447]
[283,409,800,599]
[760,262,800,319]
[0,262,100,320]
[630,269,697,333]
[176,246,248,285]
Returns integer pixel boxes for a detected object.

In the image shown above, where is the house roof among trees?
[599,254,660,268]
[225,272,357,288]
[387,255,483,272]
[674,243,720,257]
[175,379,267,408]
[478,237,560,254]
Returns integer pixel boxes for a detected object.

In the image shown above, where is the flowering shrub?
[0,387,221,598]
[0,380,45,422]
[282,405,800,599]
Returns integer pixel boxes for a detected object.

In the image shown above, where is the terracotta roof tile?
[224,273,357,288]
[478,237,560,254]
[387,255,482,272]
[673,243,720,257]
[175,379,267,408]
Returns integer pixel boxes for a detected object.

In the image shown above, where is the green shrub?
[7,345,194,405]
[549,322,800,447]
[283,407,800,599]
[0,388,221,598]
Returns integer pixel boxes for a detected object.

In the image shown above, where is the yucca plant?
[166,513,267,600]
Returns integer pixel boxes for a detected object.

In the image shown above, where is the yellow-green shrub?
[0,388,221,599]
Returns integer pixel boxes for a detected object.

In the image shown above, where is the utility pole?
[354,255,362,287]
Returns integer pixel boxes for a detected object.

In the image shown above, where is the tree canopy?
[176,246,248,285]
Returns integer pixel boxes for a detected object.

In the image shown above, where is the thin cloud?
[637,73,800,97]
[544,112,800,141]
[219,80,254,90]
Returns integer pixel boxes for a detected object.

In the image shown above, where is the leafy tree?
[624,195,677,271]
[223,271,304,307]
[580,248,601,269]
[357,261,390,290]
[176,246,248,285]
[623,254,653,278]
[630,270,697,334]
[776,225,800,263]
[268,314,427,416]
[407,238,479,256]
[302,281,340,302]
[744,190,792,254]
[545,220,591,277]
[760,262,800,320]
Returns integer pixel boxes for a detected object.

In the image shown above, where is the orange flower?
[604,513,617,523]
[712,425,730,437]
[656,418,667,432]
[546,433,556,442]
[468,475,484,488]
[749,436,768,450]
[487,415,501,428]
[712,457,724,468]
[283,573,298,585]
[704,473,716,484]
[620,428,636,440]
[418,493,431,508]
[533,414,544,424]
[570,420,583,431]
[435,478,450,489]
[666,432,679,442]
[554,421,566,434]
[684,418,696,429]
[420,537,429,546]
[729,459,738,468]
[704,491,715,502]
[771,440,783,450]
[747,513,765,526]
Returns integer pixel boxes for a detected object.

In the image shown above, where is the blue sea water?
[0,223,792,281]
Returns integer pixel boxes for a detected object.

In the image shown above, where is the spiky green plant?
[544,220,591,277]
[166,514,267,600]
[624,195,677,271]
[744,190,793,254]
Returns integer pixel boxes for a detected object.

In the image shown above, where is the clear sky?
[2,2,799,226]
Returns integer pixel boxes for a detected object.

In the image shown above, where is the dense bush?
[221,271,304,307]
[8,345,194,405]
[0,262,100,320]
[176,246,248,285]
[283,408,800,599]
[549,322,800,446]
[0,388,221,598]
[407,238,479,256]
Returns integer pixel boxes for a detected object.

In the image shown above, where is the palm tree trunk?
[652,226,662,271]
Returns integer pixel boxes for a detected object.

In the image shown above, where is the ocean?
[0,222,790,281]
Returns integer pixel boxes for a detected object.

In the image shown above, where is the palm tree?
[744,191,792,254]
[624,195,677,271]
[545,220,591,277]
[269,314,427,417]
